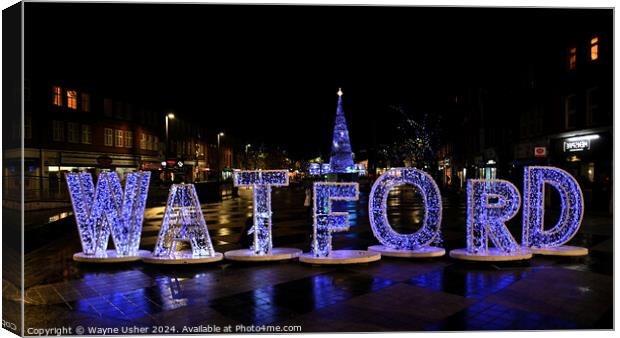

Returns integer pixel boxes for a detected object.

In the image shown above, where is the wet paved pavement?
[10,184,613,332]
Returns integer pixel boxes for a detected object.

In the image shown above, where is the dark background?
[24,4,612,159]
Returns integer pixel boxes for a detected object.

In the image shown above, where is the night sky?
[24,3,610,159]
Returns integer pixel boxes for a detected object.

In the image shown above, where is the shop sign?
[564,140,590,152]
[534,147,547,157]
[563,134,599,153]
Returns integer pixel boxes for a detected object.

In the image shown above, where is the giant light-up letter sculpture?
[367,168,445,258]
[66,171,151,263]
[450,180,532,261]
[522,166,587,256]
[224,170,302,261]
[141,184,223,264]
[299,182,381,264]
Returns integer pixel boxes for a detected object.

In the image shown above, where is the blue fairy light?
[369,168,442,250]
[153,184,216,257]
[65,171,150,257]
[466,179,522,254]
[233,170,289,255]
[522,166,584,248]
[311,182,359,257]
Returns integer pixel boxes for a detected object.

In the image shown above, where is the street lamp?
[165,112,175,152]
[245,144,251,169]
[217,132,224,148]
[217,132,225,181]
[164,113,175,183]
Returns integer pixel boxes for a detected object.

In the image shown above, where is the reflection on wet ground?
[16,185,613,332]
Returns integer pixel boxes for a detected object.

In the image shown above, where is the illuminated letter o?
[369,168,442,250]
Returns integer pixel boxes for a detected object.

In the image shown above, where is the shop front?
[549,128,612,214]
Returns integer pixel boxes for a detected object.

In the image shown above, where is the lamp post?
[164,113,175,183]
[165,113,175,156]
[217,132,224,180]
[217,132,224,149]
[245,143,251,169]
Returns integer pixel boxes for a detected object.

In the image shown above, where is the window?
[565,94,577,129]
[124,130,133,148]
[81,93,91,112]
[115,130,124,147]
[568,47,577,70]
[67,90,77,109]
[67,122,79,143]
[147,135,153,151]
[104,128,113,146]
[590,37,599,61]
[140,133,147,149]
[585,163,595,183]
[114,101,124,119]
[53,86,62,106]
[586,87,600,126]
[25,116,32,139]
[81,125,92,144]
[103,99,113,117]
[125,103,133,120]
[154,136,159,151]
[52,120,64,141]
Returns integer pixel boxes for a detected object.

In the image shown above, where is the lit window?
[147,135,153,150]
[124,130,133,148]
[52,121,64,141]
[140,133,147,149]
[590,37,598,61]
[81,93,90,112]
[586,163,595,183]
[154,136,159,151]
[67,123,79,143]
[104,128,113,146]
[67,90,77,109]
[81,125,92,144]
[53,86,62,106]
[568,47,576,70]
[115,130,124,147]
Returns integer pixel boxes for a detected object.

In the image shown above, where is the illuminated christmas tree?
[329,88,355,173]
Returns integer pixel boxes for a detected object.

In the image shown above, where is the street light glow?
[167,113,175,119]
[219,132,225,136]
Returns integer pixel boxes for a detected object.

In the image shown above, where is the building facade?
[513,29,612,214]
[437,25,612,215]
[5,80,236,210]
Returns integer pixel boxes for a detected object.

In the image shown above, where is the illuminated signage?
[563,134,599,152]
[534,147,546,157]
[65,171,150,262]
[232,170,289,255]
[564,140,590,152]
[522,166,586,255]
[368,168,443,252]
[64,164,587,264]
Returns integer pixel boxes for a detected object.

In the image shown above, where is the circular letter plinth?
[141,251,223,264]
[73,250,149,263]
[299,250,381,265]
[449,248,533,262]
[531,245,588,257]
[368,245,445,258]
[224,248,302,262]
